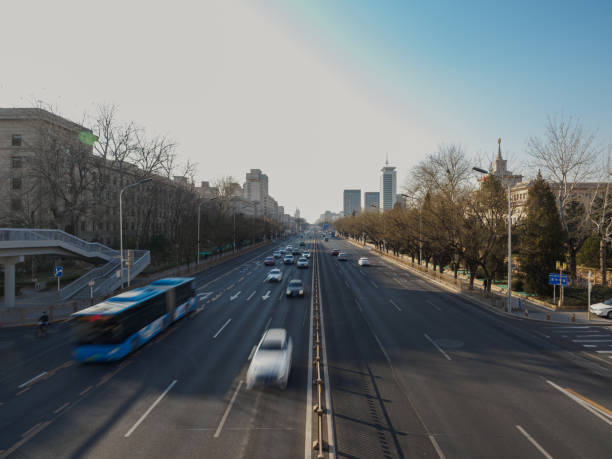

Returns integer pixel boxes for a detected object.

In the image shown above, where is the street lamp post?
[473,166,512,313]
[119,177,152,290]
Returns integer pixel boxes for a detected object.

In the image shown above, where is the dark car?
[264,256,275,266]
[331,249,340,256]
[292,249,301,256]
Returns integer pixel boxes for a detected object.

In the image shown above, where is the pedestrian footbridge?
[0,228,150,307]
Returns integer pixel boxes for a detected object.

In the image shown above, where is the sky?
[1,0,611,222]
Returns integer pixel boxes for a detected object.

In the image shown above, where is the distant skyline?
[1,0,611,222]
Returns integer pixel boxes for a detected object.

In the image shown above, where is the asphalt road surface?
[1,234,611,459]
[319,237,612,459]
[0,238,314,459]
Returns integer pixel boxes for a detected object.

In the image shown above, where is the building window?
[81,222,86,231]
[12,178,22,190]
[12,135,22,146]
[11,198,22,211]
[11,157,23,169]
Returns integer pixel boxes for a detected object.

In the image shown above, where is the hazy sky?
[2,0,611,222]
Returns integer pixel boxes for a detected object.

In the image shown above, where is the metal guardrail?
[59,260,120,300]
[0,228,118,259]
[312,241,327,458]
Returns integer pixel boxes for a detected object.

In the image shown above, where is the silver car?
[286,279,304,297]
[267,268,283,282]
[246,328,292,389]
[590,298,612,319]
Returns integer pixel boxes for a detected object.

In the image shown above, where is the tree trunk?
[601,238,607,286]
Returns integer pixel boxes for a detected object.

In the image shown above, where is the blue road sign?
[323,223,329,230]
[54,266,63,278]
[548,273,567,286]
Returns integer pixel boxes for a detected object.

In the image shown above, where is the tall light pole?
[119,177,152,289]
[473,166,512,312]
[401,193,422,265]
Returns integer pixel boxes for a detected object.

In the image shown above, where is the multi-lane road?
[1,234,611,458]
[0,239,314,458]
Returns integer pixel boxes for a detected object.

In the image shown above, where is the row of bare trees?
[10,102,287,267]
[334,116,611,292]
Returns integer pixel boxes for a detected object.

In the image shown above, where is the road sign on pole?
[548,273,567,286]
[54,266,63,292]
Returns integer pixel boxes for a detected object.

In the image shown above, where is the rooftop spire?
[497,138,502,160]
[385,153,389,166]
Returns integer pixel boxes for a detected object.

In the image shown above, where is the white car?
[273,251,281,258]
[246,328,292,389]
[267,268,283,282]
[358,257,370,266]
[297,257,309,269]
[590,298,612,319]
[302,252,311,259]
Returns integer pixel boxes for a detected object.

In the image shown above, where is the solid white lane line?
[546,380,612,426]
[515,425,553,459]
[424,334,452,361]
[247,345,256,361]
[264,317,272,331]
[596,350,612,354]
[304,255,315,459]
[371,280,379,288]
[389,299,402,312]
[213,319,232,338]
[247,291,256,301]
[582,344,598,348]
[532,331,551,339]
[18,372,47,389]
[214,380,244,438]
[124,380,177,438]
[429,434,446,459]
[230,291,241,301]
[550,327,590,331]
[426,300,442,312]
[354,298,363,312]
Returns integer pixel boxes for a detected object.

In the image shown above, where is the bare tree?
[527,115,603,277]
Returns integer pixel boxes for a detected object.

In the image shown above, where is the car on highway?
[590,298,612,319]
[273,251,281,258]
[283,254,294,265]
[279,248,286,256]
[358,257,370,266]
[267,268,283,282]
[264,256,275,266]
[296,257,309,269]
[299,241,305,247]
[246,328,292,389]
[292,249,301,257]
[324,237,329,241]
[286,279,304,297]
[302,251,311,259]
[337,252,347,261]
[331,249,340,256]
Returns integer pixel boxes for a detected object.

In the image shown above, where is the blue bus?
[72,277,197,362]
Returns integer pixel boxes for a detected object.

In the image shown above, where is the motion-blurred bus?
[72,277,196,362]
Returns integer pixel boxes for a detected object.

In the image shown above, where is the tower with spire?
[490,138,523,188]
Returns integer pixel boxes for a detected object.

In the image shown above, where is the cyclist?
[37,311,49,336]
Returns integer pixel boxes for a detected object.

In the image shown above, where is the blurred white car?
[590,298,612,319]
[297,257,309,269]
[302,252,311,259]
[273,251,281,258]
[267,268,283,282]
[358,257,370,266]
[246,328,292,389]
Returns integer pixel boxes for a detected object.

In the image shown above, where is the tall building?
[343,189,361,216]
[294,208,300,219]
[379,160,397,212]
[243,169,269,204]
[364,192,380,211]
[490,138,523,188]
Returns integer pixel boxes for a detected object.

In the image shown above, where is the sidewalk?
[345,237,610,326]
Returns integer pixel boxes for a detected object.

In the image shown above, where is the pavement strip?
[214,380,244,438]
[124,380,178,438]
[246,291,256,301]
[17,372,47,389]
[230,291,241,301]
[213,319,232,339]
[426,300,442,312]
[424,334,452,361]
[546,380,612,426]
[515,425,553,459]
